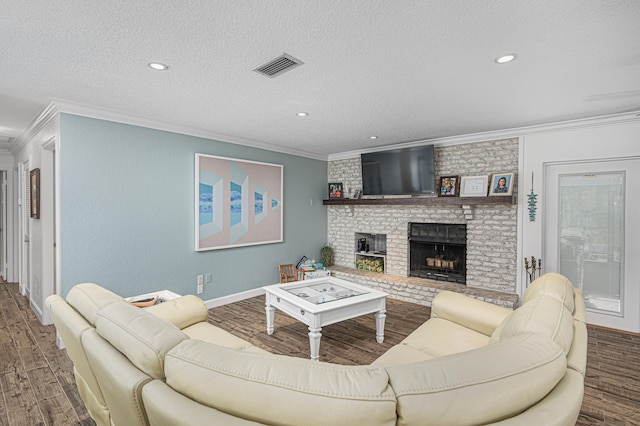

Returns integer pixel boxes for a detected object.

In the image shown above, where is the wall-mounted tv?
[361,145,435,196]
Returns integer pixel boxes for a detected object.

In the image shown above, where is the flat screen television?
[361,145,435,196]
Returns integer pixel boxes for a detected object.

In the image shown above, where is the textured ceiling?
[1,0,639,157]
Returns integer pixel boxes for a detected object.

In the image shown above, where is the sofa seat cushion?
[386,333,568,426]
[495,295,574,355]
[163,339,397,426]
[371,343,436,367]
[95,302,189,380]
[181,322,269,353]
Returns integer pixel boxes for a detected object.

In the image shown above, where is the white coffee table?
[263,277,387,361]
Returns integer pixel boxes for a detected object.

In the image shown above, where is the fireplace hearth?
[409,223,467,284]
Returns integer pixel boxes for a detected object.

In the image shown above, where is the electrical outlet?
[197,275,204,285]
[197,283,203,294]
[197,275,204,294]
[205,273,212,284]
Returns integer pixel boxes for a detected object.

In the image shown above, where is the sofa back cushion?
[66,283,124,326]
[495,295,574,355]
[163,339,397,426]
[523,272,575,313]
[386,333,567,426]
[95,302,188,380]
[45,294,110,425]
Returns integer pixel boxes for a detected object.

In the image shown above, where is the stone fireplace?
[326,138,519,295]
[409,223,466,284]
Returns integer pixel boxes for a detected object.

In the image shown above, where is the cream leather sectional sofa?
[46,272,586,425]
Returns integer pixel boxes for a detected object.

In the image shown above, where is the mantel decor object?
[328,182,343,199]
[438,175,459,197]
[489,172,515,196]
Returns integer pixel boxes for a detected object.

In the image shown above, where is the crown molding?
[10,102,60,156]
[327,110,640,161]
[49,99,328,161]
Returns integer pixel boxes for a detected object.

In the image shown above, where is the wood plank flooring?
[1,281,639,425]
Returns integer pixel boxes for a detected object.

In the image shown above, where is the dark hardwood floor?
[1,281,639,425]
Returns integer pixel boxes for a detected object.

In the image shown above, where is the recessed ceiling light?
[296,112,309,117]
[495,54,517,64]
[369,136,378,140]
[148,62,169,71]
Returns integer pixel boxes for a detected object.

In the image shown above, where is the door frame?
[543,157,639,332]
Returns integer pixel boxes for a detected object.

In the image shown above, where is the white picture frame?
[459,175,489,197]
[195,153,283,251]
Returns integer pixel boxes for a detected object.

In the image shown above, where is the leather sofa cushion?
[431,291,513,336]
[386,333,567,426]
[164,339,397,426]
[371,343,436,367]
[495,295,574,355]
[142,380,266,426]
[373,318,490,367]
[95,301,188,380]
[523,272,575,313]
[66,283,124,326]
[144,295,209,329]
[181,322,269,353]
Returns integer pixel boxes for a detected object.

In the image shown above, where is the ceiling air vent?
[253,54,304,78]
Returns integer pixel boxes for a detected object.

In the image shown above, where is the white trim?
[328,110,640,161]
[48,99,328,161]
[204,287,265,309]
[10,103,59,157]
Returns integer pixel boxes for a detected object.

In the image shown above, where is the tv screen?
[361,145,435,196]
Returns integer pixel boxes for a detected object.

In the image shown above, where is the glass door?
[544,159,640,333]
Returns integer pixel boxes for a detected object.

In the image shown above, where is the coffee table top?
[263,277,387,313]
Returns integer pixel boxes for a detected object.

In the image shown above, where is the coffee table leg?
[375,310,386,343]
[308,327,322,361]
[265,304,275,335]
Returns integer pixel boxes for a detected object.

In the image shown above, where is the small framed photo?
[328,182,343,199]
[438,175,459,197]
[30,168,40,219]
[489,173,515,196]
[460,175,489,197]
[352,189,361,199]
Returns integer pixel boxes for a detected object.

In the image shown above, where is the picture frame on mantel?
[438,175,459,197]
[328,182,343,199]
[30,168,40,219]
[459,175,488,197]
[489,172,515,196]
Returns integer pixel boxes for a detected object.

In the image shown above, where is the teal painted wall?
[59,114,328,298]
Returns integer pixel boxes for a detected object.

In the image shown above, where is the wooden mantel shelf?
[323,195,515,207]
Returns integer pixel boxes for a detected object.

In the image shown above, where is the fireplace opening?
[409,223,467,284]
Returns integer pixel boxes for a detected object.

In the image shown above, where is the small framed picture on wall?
[30,168,40,219]
[328,182,343,199]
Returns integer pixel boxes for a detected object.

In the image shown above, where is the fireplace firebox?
[409,223,467,284]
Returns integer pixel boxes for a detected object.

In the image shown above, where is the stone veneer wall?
[327,138,519,293]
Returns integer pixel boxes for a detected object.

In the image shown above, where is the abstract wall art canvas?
[195,154,283,251]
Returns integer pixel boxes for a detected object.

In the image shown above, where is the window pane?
[559,172,624,315]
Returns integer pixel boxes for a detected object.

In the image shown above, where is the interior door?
[544,158,640,333]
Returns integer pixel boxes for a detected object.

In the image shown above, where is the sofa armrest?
[143,295,209,330]
[431,291,513,337]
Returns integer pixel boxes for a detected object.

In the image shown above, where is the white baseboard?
[204,287,265,309]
